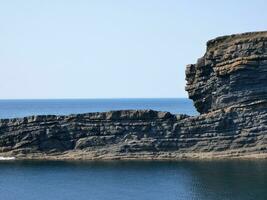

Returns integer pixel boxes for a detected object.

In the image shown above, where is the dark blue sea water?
[1,99,266,200]
[0,98,197,119]
[0,160,267,200]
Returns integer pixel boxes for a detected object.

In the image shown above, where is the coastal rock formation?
[1,31,267,160]
[186,31,267,113]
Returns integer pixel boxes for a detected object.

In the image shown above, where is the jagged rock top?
[207,31,267,51]
[0,110,186,125]
[186,31,267,114]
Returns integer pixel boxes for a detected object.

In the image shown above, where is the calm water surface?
[0,98,197,119]
[0,160,267,200]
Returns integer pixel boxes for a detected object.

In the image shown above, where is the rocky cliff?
[186,31,267,113]
[1,31,267,160]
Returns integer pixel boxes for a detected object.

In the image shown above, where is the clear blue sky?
[1,0,267,99]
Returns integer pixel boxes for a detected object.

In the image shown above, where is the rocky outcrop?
[186,31,267,113]
[1,31,267,160]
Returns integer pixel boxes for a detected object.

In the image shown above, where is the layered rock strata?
[186,31,267,113]
[1,31,267,160]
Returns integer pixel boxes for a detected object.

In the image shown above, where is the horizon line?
[0,97,189,101]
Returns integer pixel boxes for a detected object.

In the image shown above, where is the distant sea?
[0,98,198,119]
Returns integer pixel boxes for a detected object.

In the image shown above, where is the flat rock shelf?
[1,31,267,160]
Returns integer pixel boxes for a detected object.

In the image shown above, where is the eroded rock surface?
[186,31,267,113]
[1,31,267,160]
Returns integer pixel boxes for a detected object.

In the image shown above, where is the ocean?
[1,99,267,200]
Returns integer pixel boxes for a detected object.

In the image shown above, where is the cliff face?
[186,31,267,113]
[1,31,267,160]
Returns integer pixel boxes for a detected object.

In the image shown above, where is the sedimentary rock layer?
[0,106,267,159]
[1,31,267,160]
[186,31,267,113]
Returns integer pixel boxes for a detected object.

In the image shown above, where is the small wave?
[0,156,15,160]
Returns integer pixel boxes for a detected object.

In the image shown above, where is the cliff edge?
[1,31,267,160]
